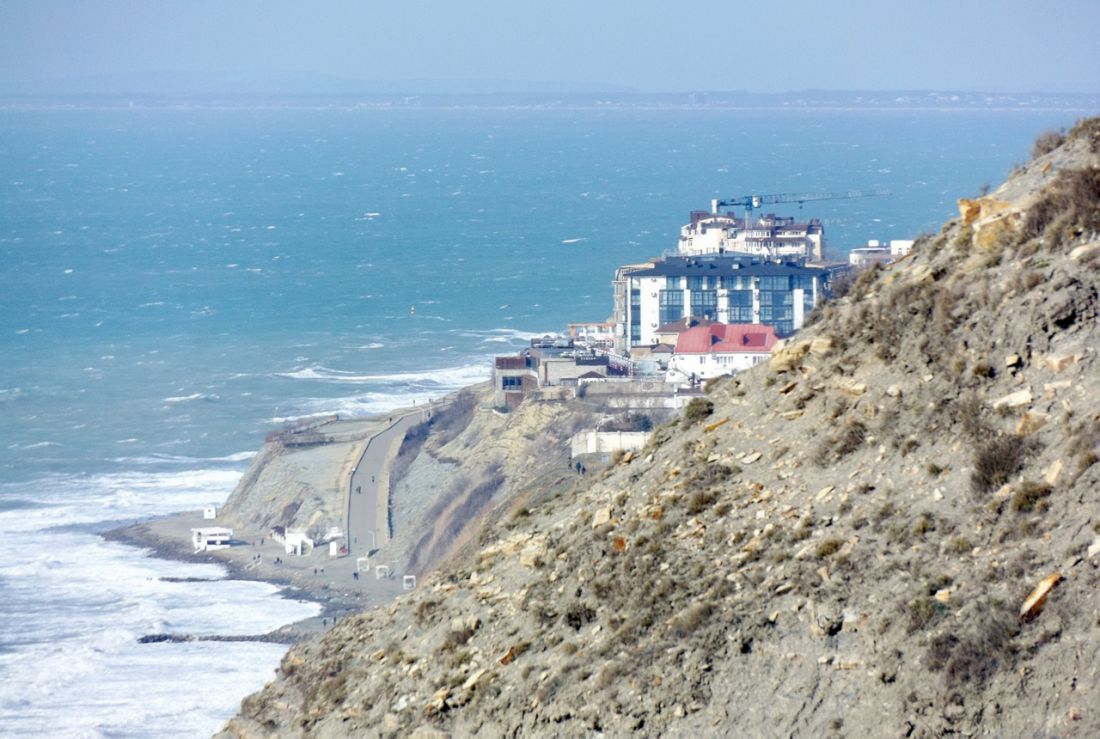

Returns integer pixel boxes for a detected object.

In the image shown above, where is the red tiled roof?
[674,323,779,355]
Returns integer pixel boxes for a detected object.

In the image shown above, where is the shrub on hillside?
[813,419,868,466]
[1030,129,1066,159]
[1020,167,1100,246]
[970,434,1035,495]
[926,607,1018,688]
[600,412,653,432]
[1010,480,1053,513]
[684,398,714,424]
[431,389,478,446]
[1068,116,1100,153]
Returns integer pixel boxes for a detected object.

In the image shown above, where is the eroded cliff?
[222,118,1100,738]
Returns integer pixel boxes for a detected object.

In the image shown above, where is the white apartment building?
[613,255,826,353]
[677,210,825,261]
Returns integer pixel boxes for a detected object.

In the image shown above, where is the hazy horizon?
[3,1,1099,96]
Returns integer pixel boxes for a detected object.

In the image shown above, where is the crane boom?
[710,189,889,216]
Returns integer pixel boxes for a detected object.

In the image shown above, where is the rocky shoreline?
[104,514,376,644]
[100,396,482,649]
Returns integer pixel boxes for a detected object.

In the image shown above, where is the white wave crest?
[110,450,255,466]
[278,362,488,386]
[163,393,220,404]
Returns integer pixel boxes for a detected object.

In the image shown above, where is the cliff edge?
[222,118,1100,738]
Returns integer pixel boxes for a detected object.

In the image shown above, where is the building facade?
[666,323,778,381]
[613,255,826,353]
[678,210,825,261]
[848,239,916,268]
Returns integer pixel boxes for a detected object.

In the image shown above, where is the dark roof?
[625,256,824,279]
[656,316,717,333]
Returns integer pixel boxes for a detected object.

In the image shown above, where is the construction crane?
[710,190,889,220]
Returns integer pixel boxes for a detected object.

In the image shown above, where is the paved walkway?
[346,409,427,563]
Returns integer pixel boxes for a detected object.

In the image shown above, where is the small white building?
[203,506,217,520]
[570,430,652,458]
[667,323,779,381]
[284,530,314,556]
[191,527,233,553]
[890,239,915,257]
[849,239,916,268]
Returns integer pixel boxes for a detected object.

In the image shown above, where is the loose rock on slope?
[222,118,1100,738]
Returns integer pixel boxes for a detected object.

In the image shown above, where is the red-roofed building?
[668,323,779,380]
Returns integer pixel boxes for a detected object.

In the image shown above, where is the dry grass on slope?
[223,119,1100,739]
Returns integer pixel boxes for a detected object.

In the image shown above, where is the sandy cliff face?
[222,119,1100,738]
[386,386,602,578]
[218,419,380,538]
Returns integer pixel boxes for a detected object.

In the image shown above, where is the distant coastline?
[3,89,1098,112]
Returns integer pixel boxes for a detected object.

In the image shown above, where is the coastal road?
[346,409,427,565]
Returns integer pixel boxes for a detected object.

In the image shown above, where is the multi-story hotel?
[677,209,825,261]
[612,254,826,354]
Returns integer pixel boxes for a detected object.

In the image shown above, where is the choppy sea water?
[0,106,1084,736]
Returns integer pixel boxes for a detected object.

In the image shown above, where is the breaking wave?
[163,393,220,404]
[277,362,489,387]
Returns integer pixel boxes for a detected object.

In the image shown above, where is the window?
[760,306,793,322]
[691,291,717,307]
[501,376,523,389]
[666,276,682,290]
[659,289,684,326]
[659,290,684,307]
[691,290,718,321]
[729,305,754,322]
[758,291,792,307]
[728,289,752,306]
[794,275,815,291]
[759,275,790,292]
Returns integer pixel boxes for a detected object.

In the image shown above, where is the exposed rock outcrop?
[222,118,1100,738]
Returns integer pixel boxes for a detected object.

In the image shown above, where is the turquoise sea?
[0,106,1086,736]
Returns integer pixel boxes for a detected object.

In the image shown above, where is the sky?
[2,0,1099,94]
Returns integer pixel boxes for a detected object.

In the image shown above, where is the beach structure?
[191,527,233,553]
[613,254,826,352]
[203,506,217,520]
[269,526,315,556]
[284,531,314,557]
